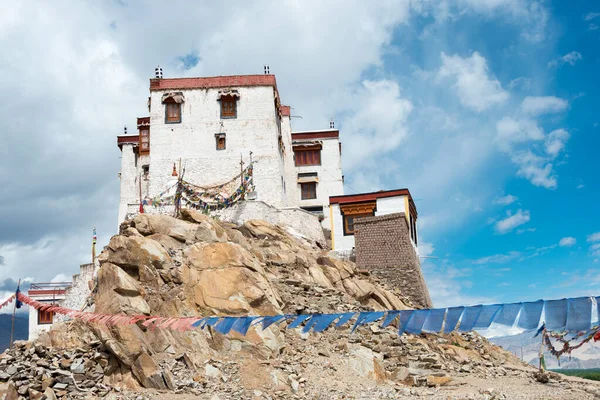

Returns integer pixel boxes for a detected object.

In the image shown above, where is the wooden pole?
[10,279,20,349]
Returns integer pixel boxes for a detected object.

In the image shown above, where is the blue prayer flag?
[15,284,22,309]
[405,310,429,334]
[309,314,346,333]
[494,303,522,326]
[231,317,256,335]
[517,300,544,330]
[262,315,287,330]
[397,310,414,335]
[214,317,237,335]
[381,311,401,328]
[443,307,464,334]
[544,299,568,330]
[351,312,385,333]
[423,308,446,333]
[566,297,592,332]
[474,304,502,329]
[459,305,482,332]
[288,314,312,329]
[335,313,356,328]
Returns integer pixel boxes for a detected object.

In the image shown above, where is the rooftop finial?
[264,65,270,75]
[155,65,163,79]
[124,126,127,135]
[330,118,335,129]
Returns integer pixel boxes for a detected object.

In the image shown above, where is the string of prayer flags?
[14,291,600,340]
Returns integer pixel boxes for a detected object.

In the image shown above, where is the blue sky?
[0,1,598,310]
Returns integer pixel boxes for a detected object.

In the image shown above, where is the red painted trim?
[28,290,67,296]
[137,116,150,128]
[292,131,339,140]
[150,75,277,91]
[280,105,291,116]
[117,135,140,149]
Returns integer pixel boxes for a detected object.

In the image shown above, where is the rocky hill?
[2,212,600,399]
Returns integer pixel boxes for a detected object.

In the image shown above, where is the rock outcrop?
[3,212,598,399]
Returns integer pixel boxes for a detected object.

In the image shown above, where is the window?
[410,214,418,245]
[215,133,226,150]
[139,128,150,155]
[343,213,372,235]
[165,101,181,123]
[300,182,317,200]
[38,308,54,325]
[220,96,237,118]
[340,201,377,236]
[294,149,321,166]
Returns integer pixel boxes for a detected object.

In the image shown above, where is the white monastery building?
[117,69,344,227]
[329,189,419,253]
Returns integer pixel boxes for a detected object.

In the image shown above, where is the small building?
[27,263,98,341]
[27,282,71,341]
[329,188,431,308]
[329,188,418,254]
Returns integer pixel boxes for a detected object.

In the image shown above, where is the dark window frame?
[294,149,321,166]
[38,308,54,325]
[220,96,237,119]
[165,101,182,124]
[342,212,374,236]
[300,182,317,200]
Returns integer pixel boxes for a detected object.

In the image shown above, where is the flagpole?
[10,279,21,349]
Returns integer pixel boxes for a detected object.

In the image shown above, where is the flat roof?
[150,74,278,91]
[329,188,417,216]
[117,135,139,149]
[291,130,339,140]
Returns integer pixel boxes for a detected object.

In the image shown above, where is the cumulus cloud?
[588,233,600,243]
[559,237,576,247]
[521,96,568,115]
[472,251,522,265]
[544,129,570,158]
[494,209,531,234]
[495,117,544,148]
[548,51,582,68]
[511,151,557,189]
[493,194,518,206]
[437,51,509,112]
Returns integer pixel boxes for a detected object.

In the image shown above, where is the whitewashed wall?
[28,296,66,341]
[281,116,298,208]
[331,195,410,252]
[147,86,287,212]
[295,137,344,228]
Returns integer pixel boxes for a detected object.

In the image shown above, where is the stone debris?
[2,212,599,399]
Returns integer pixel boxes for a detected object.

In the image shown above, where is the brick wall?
[354,213,432,309]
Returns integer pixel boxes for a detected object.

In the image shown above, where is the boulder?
[133,214,197,243]
[101,235,171,271]
[131,353,167,390]
[185,242,263,274]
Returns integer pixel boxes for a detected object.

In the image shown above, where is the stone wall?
[215,200,326,247]
[55,262,98,322]
[354,213,432,309]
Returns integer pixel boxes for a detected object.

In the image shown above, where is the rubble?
[3,213,600,399]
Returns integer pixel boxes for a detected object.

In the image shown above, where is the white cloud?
[548,51,583,68]
[516,227,536,234]
[495,117,544,148]
[437,51,509,112]
[340,80,413,168]
[544,128,570,158]
[494,194,518,206]
[473,251,522,264]
[494,209,531,234]
[587,232,600,243]
[418,241,435,258]
[511,151,557,189]
[584,12,600,21]
[559,237,576,247]
[508,77,532,90]
[521,96,568,115]
[577,184,585,189]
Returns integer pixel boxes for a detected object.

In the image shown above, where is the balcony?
[28,282,72,297]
